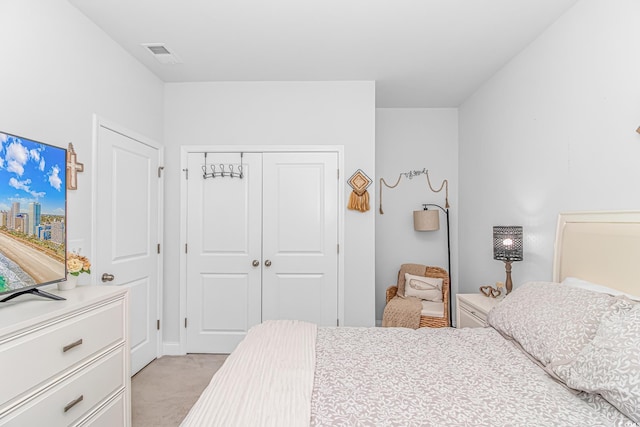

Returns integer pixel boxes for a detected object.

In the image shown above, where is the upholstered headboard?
[553,211,640,295]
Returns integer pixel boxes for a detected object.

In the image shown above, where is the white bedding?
[180,320,317,427]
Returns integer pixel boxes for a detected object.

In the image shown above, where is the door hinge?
[337,169,340,179]
[337,318,340,326]
[157,319,160,330]
[183,168,189,179]
[185,243,188,253]
[337,243,339,254]
[157,243,161,254]
[184,318,188,328]
[158,166,164,178]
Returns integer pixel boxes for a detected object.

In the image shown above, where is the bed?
[181,211,640,427]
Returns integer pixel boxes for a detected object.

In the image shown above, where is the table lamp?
[493,226,523,295]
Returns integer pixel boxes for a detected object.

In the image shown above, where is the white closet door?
[261,152,339,326]
[186,152,262,353]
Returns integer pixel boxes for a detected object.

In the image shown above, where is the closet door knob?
[252,260,260,267]
[264,260,272,267]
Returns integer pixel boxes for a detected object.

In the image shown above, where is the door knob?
[252,260,260,267]
[101,273,115,282]
[264,260,272,267]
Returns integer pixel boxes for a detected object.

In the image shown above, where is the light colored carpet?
[131,354,228,427]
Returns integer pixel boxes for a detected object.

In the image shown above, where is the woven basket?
[385,265,450,328]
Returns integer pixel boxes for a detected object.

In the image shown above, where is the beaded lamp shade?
[493,226,523,261]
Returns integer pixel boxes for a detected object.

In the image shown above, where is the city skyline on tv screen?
[0,131,66,294]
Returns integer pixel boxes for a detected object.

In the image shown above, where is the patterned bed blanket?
[181,321,635,426]
[311,326,635,426]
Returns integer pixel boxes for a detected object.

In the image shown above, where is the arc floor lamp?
[413,204,451,322]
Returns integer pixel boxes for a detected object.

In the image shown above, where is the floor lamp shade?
[414,209,440,231]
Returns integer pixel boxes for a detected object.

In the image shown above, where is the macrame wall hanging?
[378,168,449,214]
[347,169,372,212]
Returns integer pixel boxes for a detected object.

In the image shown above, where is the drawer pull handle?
[64,395,84,413]
[63,339,83,353]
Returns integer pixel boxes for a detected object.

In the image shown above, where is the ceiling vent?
[141,43,183,65]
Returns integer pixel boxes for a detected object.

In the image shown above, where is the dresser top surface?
[0,285,127,338]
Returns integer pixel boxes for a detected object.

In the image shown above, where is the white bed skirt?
[180,320,317,427]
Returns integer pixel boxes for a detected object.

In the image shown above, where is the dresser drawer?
[458,305,488,328]
[0,299,125,407]
[77,392,126,427]
[459,300,488,325]
[456,294,499,329]
[0,346,125,426]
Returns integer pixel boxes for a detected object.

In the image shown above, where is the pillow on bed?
[562,277,640,301]
[404,273,442,302]
[487,281,616,367]
[552,299,640,424]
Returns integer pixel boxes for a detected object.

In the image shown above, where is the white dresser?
[0,285,129,426]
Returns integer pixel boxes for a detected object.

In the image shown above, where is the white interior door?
[262,152,338,326]
[186,152,262,353]
[95,122,160,375]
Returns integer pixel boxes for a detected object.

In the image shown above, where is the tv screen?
[0,130,67,302]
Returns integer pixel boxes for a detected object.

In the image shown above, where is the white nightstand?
[456,293,500,328]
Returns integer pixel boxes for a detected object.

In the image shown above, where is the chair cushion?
[404,273,443,302]
[421,300,445,318]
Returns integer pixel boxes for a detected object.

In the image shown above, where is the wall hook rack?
[202,152,244,179]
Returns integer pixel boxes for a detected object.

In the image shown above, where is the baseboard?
[162,341,185,356]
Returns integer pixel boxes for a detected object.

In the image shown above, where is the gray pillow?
[552,298,640,424]
[487,281,615,366]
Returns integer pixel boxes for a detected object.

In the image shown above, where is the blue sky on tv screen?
[0,131,66,216]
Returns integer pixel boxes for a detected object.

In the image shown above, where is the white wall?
[163,81,376,347]
[375,109,458,323]
[0,0,163,282]
[459,0,640,292]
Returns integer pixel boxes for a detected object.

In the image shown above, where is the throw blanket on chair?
[381,296,422,328]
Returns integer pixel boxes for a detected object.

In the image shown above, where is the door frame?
[91,114,164,360]
[179,145,345,354]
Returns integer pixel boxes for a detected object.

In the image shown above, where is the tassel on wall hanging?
[347,169,372,212]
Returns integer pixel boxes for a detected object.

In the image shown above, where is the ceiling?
[68,0,579,108]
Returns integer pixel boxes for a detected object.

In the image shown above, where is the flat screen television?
[0,130,67,302]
